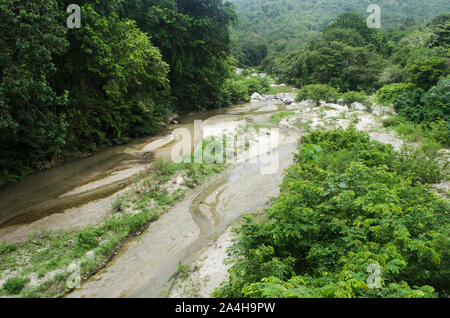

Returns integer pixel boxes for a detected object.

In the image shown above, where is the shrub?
[376,83,415,105]
[427,120,450,146]
[407,57,448,90]
[382,117,400,127]
[394,77,450,125]
[295,84,339,104]
[3,277,30,295]
[75,229,99,252]
[341,91,370,105]
[0,241,16,254]
[221,74,274,105]
[420,77,450,124]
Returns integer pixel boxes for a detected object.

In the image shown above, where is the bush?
[216,129,449,298]
[394,77,450,125]
[75,229,99,252]
[376,83,415,105]
[221,74,274,105]
[407,57,448,90]
[295,84,339,104]
[3,277,30,295]
[0,241,16,254]
[382,117,400,127]
[427,121,450,146]
[341,91,370,105]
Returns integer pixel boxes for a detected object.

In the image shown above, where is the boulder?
[298,99,317,107]
[264,94,276,100]
[337,98,345,106]
[283,98,295,105]
[350,102,371,112]
[251,92,263,100]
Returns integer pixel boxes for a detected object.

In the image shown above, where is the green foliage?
[0,241,16,254]
[234,41,268,67]
[123,0,237,111]
[0,0,69,186]
[216,129,449,298]
[75,229,100,252]
[394,77,450,125]
[56,4,171,148]
[341,91,370,105]
[263,12,386,91]
[231,0,450,55]
[295,84,338,104]
[221,73,273,105]
[376,83,416,105]
[407,58,448,90]
[3,277,31,295]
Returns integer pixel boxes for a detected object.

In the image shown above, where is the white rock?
[251,92,263,100]
[298,99,317,107]
[283,98,295,105]
[350,102,371,112]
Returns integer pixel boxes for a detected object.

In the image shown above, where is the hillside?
[230,0,450,56]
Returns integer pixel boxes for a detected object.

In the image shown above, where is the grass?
[175,263,191,281]
[269,111,296,125]
[0,155,225,298]
[3,277,31,295]
[382,116,449,149]
[272,85,297,94]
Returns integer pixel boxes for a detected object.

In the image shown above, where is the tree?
[407,58,448,90]
[122,0,237,111]
[0,0,69,185]
[236,41,268,66]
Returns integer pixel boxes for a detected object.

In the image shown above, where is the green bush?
[216,129,449,298]
[394,77,450,125]
[0,241,16,254]
[382,117,400,127]
[295,84,339,104]
[3,277,30,295]
[376,83,415,105]
[427,121,450,146]
[221,74,274,105]
[407,57,448,90]
[341,91,370,105]
[75,229,99,252]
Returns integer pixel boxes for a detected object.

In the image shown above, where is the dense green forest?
[0,0,273,186]
[230,0,450,65]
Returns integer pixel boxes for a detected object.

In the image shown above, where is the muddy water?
[0,107,233,236]
[69,134,298,298]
